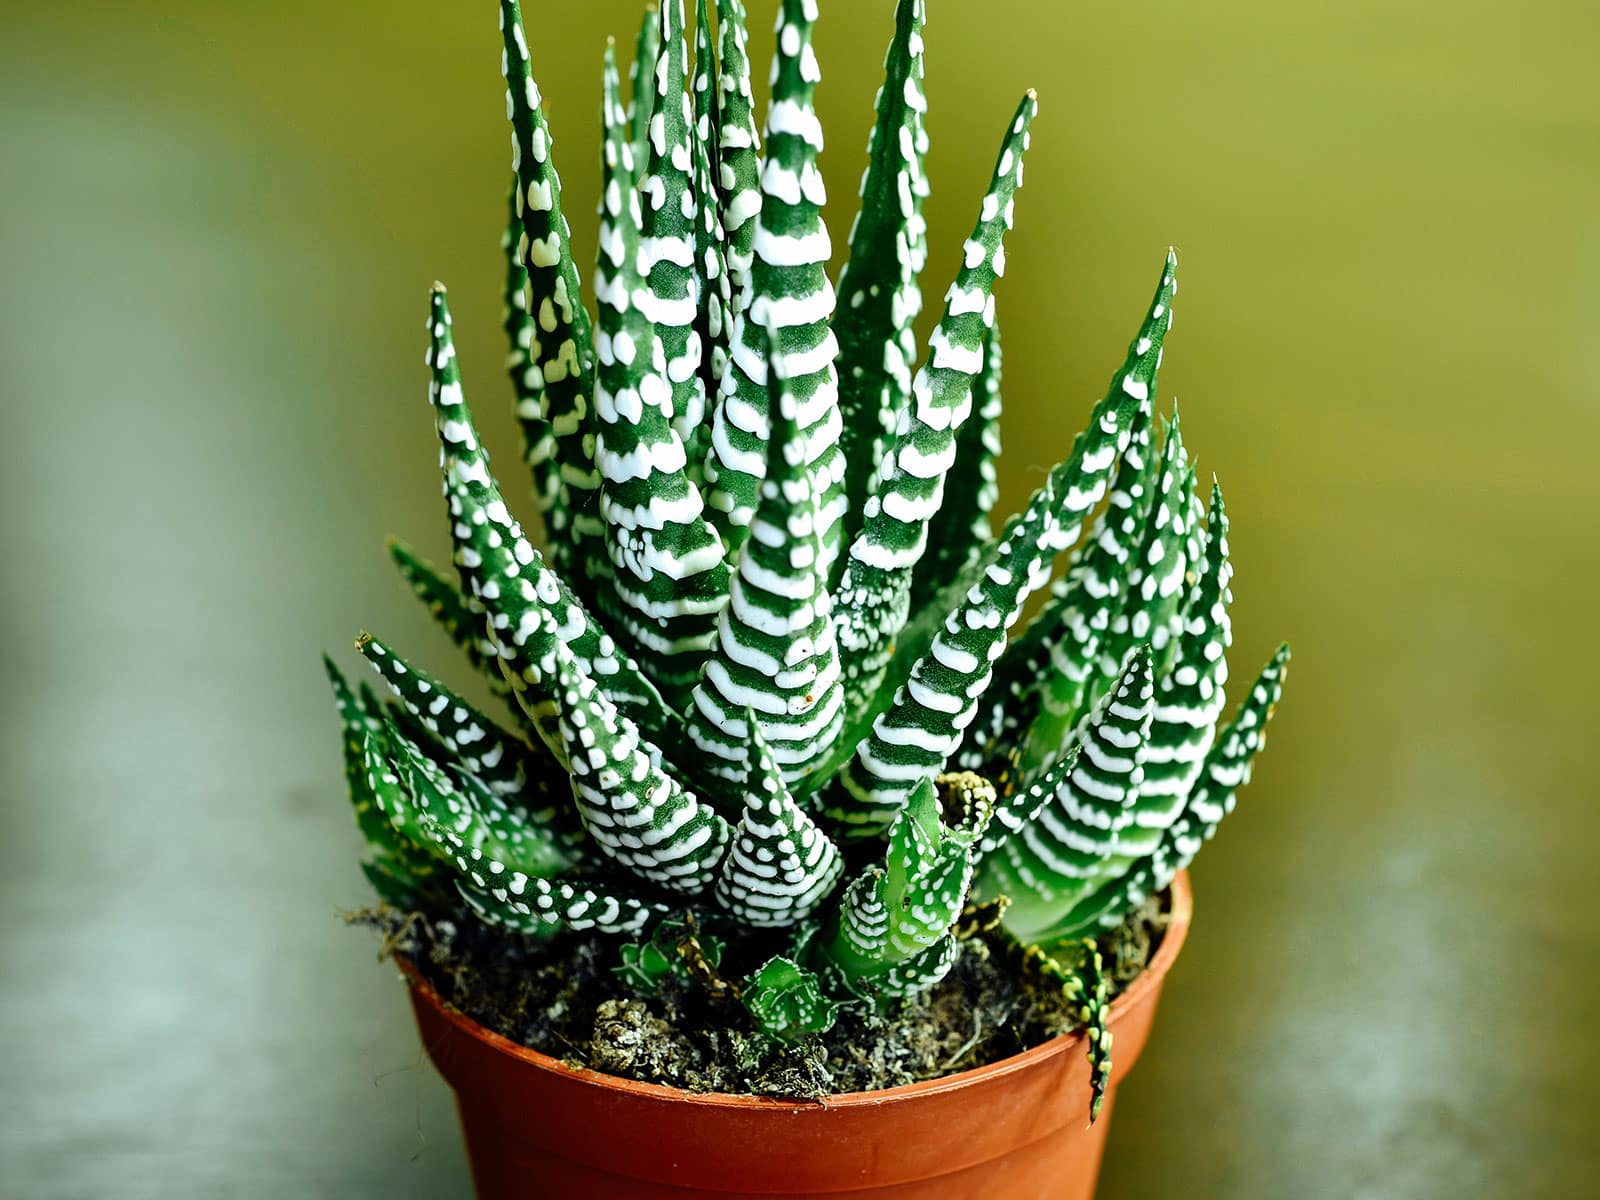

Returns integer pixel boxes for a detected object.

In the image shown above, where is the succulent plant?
[326,0,1288,1118]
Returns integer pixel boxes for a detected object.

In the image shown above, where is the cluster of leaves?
[325,0,1288,1116]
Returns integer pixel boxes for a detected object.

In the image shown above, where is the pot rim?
[399,868,1191,1110]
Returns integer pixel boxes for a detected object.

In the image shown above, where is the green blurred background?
[3,0,1596,1195]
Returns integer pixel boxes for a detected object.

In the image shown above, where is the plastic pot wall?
[401,870,1192,1199]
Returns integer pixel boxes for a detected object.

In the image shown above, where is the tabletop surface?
[3,2,1596,1197]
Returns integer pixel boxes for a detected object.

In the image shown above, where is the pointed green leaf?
[1183,641,1289,837]
[1116,484,1234,858]
[382,715,574,881]
[424,284,680,755]
[712,0,762,312]
[593,150,731,696]
[628,4,662,176]
[743,955,840,1040]
[354,632,586,858]
[713,719,843,926]
[460,872,666,936]
[1034,399,1158,750]
[1028,644,1289,944]
[687,376,843,787]
[358,723,434,851]
[637,0,712,474]
[820,776,991,996]
[549,638,732,894]
[912,316,1003,612]
[386,536,511,703]
[981,647,1154,940]
[1098,411,1194,685]
[324,657,441,906]
[691,0,733,449]
[705,0,845,575]
[834,0,930,537]
[976,742,1079,857]
[980,395,1156,777]
[878,253,1181,706]
[501,180,563,527]
[356,632,537,798]
[499,0,605,585]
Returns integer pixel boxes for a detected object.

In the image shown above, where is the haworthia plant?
[328,0,1289,1118]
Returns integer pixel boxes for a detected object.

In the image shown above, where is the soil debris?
[350,889,1170,1100]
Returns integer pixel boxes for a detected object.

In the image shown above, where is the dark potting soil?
[353,893,1171,1101]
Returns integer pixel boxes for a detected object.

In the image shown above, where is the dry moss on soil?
[352,893,1171,1101]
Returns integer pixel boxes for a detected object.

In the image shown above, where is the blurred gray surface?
[2,1,1597,1197]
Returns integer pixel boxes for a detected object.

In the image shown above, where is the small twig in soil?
[935,1013,987,1075]
[674,913,741,1003]
[340,904,431,964]
[954,895,1011,939]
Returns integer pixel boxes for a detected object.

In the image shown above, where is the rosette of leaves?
[325,0,1288,1117]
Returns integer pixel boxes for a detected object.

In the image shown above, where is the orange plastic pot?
[401,870,1191,1199]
